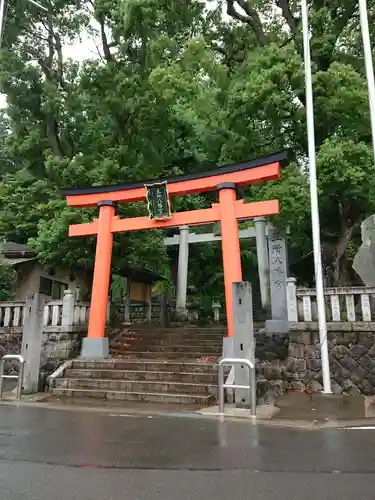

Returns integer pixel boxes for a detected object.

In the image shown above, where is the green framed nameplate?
[145,181,171,220]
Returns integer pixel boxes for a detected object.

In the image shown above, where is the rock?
[306,358,321,372]
[291,381,305,390]
[304,345,320,359]
[306,380,323,392]
[286,358,306,374]
[350,366,367,385]
[342,379,361,395]
[358,354,374,372]
[288,342,305,358]
[330,344,350,360]
[340,355,359,372]
[357,333,375,350]
[359,377,373,395]
[350,344,369,360]
[330,380,343,394]
[255,332,289,361]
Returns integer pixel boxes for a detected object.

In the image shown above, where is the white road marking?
[342,426,375,430]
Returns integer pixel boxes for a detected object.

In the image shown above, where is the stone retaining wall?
[287,322,375,395]
[256,322,375,402]
[0,329,85,388]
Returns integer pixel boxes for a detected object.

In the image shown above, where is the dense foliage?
[0,0,374,304]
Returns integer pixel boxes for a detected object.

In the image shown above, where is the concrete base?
[80,337,109,359]
[265,319,295,333]
[198,403,280,420]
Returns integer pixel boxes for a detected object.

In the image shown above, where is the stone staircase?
[50,326,225,406]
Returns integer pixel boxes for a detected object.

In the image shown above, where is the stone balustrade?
[286,278,375,322]
[0,302,26,330]
[0,291,91,333]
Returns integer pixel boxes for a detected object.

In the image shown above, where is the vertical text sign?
[145,182,171,220]
[268,227,288,320]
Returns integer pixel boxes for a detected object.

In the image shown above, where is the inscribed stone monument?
[265,226,289,332]
[353,214,375,286]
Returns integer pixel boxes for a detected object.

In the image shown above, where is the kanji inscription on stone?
[268,227,288,320]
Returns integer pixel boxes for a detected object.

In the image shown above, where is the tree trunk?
[332,210,354,285]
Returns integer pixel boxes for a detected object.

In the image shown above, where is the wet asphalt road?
[0,405,375,499]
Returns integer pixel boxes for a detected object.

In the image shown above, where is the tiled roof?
[0,242,36,257]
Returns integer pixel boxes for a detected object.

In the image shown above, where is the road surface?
[0,404,374,499]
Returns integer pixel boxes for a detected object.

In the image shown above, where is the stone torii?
[164,217,270,317]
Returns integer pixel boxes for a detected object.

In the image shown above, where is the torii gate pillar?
[81,200,115,358]
[218,183,242,337]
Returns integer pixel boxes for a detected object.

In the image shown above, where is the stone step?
[111,344,222,354]
[55,378,218,395]
[116,334,225,342]
[119,325,225,331]
[110,351,220,360]
[71,359,218,373]
[51,387,215,405]
[65,369,218,384]
[114,337,224,346]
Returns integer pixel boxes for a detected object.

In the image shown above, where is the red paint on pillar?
[87,202,115,339]
[218,185,242,337]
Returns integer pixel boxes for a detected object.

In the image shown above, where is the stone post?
[212,301,221,322]
[254,216,269,308]
[21,293,46,394]
[176,225,189,318]
[286,277,298,322]
[233,282,255,408]
[124,279,131,324]
[62,289,75,327]
[106,298,111,324]
[146,287,152,323]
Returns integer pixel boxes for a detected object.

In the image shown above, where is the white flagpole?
[359,0,375,167]
[28,0,47,11]
[301,0,332,393]
[0,0,7,47]
[0,0,47,47]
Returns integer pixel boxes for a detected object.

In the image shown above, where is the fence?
[287,278,375,322]
[0,292,91,333]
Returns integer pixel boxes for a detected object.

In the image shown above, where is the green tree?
[0,0,374,301]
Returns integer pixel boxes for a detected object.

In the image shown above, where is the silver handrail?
[218,357,256,417]
[0,354,25,400]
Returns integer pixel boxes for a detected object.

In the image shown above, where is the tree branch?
[276,0,297,37]
[226,0,266,46]
[98,14,113,62]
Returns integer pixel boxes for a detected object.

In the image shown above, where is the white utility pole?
[359,0,375,167]
[0,0,47,47]
[0,0,7,46]
[301,0,332,393]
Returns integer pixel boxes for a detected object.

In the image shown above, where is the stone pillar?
[62,289,75,327]
[232,282,255,408]
[146,287,152,323]
[176,225,189,318]
[124,279,131,324]
[286,277,298,322]
[265,226,289,333]
[21,293,46,394]
[254,216,269,309]
[106,298,111,324]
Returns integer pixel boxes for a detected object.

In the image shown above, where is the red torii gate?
[63,151,288,358]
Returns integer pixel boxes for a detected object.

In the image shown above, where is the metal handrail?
[218,357,256,417]
[0,354,25,400]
